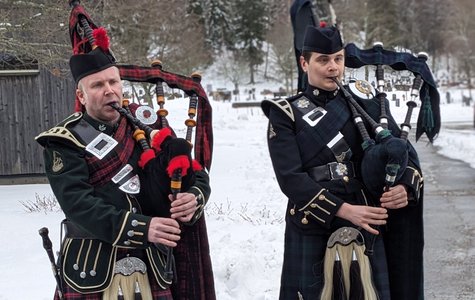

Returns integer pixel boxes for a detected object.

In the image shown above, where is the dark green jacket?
[36,112,211,293]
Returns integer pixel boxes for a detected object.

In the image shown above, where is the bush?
[20,193,62,214]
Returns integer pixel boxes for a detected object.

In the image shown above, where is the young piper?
[261,23,424,300]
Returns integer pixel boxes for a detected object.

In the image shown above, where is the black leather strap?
[308,162,355,182]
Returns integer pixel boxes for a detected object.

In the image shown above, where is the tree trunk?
[249,62,255,84]
[264,42,269,79]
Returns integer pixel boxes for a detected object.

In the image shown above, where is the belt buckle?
[114,257,147,276]
[328,162,350,180]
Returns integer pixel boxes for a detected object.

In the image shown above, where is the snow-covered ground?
[0,83,474,299]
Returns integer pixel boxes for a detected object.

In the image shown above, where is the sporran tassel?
[102,272,152,300]
[134,281,142,300]
[118,285,125,300]
[333,249,347,300]
[321,227,380,300]
[349,249,364,299]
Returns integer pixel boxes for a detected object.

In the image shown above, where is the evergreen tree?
[230,0,270,84]
[204,0,232,52]
[365,0,401,48]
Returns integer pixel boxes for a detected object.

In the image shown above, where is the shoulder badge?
[268,124,277,139]
[51,151,64,173]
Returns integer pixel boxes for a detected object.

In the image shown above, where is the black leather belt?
[308,162,355,182]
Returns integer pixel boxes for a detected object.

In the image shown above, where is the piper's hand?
[169,192,198,222]
[380,184,408,209]
[336,203,388,235]
[147,217,181,247]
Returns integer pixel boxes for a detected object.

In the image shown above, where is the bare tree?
[1,0,77,75]
[266,7,295,94]
[103,0,212,74]
[216,50,248,98]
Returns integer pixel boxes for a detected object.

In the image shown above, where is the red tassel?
[320,21,327,28]
[191,159,203,171]
[151,128,172,151]
[92,27,110,52]
[138,149,156,168]
[167,155,190,177]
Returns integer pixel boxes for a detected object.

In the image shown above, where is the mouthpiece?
[109,102,119,109]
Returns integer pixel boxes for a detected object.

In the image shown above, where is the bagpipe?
[339,41,437,205]
[320,43,435,299]
[39,1,215,299]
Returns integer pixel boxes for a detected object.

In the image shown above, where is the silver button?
[90,270,96,277]
[73,264,79,271]
[124,240,131,246]
[127,230,134,237]
[80,271,86,279]
[132,207,137,213]
[131,220,138,227]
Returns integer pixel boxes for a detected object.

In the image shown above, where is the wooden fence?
[0,68,75,181]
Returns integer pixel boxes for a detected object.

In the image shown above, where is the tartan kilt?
[383,202,425,300]
[53,271,173,300]
[279,223,391,300]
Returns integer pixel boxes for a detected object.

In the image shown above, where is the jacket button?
[124,240,131,246]
[127,230,134,237]
[290,208,295,215]
[131,220,138,227]
[343,176,349,183]
[318,194,325,200]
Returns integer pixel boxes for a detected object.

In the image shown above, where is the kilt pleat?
[53,272,173,300]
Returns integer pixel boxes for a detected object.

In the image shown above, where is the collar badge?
[296,99,310,108]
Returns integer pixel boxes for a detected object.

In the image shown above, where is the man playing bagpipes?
[261,23,425,299]
[35,23,211,299]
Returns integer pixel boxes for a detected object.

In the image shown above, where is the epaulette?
[35,112,86,148]
[261,97,296,122]
[286,92,305,102]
